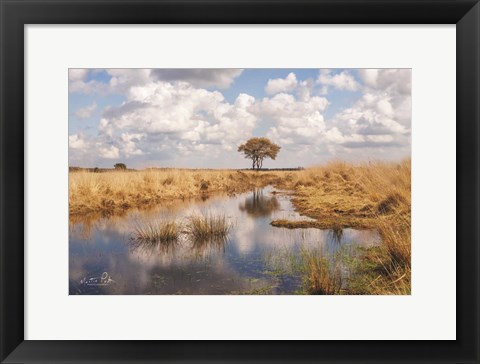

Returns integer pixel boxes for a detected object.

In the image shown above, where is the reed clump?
[186,214,232,242]
[301,250,343,295]
[363,214,411,294]
[131,220,180,245]
[264,248,344,295]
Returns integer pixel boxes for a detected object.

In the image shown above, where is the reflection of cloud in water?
[71,237,272,294]
[234,217,256,255]
[70,186,380,294]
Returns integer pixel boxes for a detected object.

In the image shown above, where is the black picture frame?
[1,0,479,363]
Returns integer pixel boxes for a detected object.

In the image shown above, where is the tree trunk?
[252,157,258,170]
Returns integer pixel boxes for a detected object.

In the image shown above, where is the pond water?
[69,186,380,295]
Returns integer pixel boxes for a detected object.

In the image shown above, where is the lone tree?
[238,137,281,170]
[114,163,127,170]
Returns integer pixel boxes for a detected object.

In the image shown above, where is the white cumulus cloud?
[265,73,298,95]
[317,69,360,92]
[72,80,258,165]
[255,91,329,146]
[74,101,97,120]
[69,69,89,81]
[98,145,120,159]
[151,69,243,89]
[329,69,412,154]
[69,69,244,95]
[69,134,89,149]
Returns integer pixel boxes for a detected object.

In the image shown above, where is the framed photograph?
[1,0,478,363]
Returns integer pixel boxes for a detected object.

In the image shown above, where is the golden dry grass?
[69,169,278,216]
[273,159,411,229]
[70,161,410,223]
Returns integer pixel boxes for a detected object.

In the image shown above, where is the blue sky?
[69,68,411,169]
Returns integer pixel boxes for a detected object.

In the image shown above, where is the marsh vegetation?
[69,160,410,295]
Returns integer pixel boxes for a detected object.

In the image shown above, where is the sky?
[69,68,411,169]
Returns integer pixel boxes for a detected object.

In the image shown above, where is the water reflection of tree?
[328,227,344,245]
[239,189,280,217]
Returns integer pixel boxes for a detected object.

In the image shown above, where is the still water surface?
[69,186,379,294]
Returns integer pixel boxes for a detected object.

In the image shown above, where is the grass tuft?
[131,220,180,246]
[186,214,232,242]
[301,249,343,295]
[377,214,411,268]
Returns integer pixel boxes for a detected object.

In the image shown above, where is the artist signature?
[80,272,115,286]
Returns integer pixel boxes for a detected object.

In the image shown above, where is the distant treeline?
[69,166,305,173]
[69,167,137,173]
[239,167,305,171]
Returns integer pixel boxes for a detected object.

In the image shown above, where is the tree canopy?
[238,137,281,170]
[114,163,127,170]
